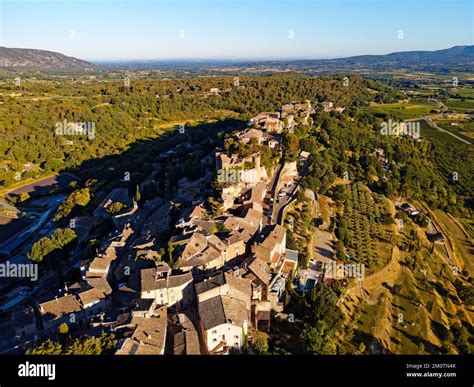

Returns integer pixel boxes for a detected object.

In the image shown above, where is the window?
[212,330,217,335]
[234,335,239,339]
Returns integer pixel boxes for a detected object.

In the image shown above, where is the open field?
[445,98,474,113]
[451,86,474,99]
[434,119,474,141]
[369,100,437,120]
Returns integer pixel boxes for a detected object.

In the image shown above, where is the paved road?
[275,181,298,225]
[275,158,310,225]
[263,161,284,225]
[312,227,335,264]
[424,117,472,145]
[405,114,472,146]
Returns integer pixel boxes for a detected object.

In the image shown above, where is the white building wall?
[206,321,248,352]
[141,280,193,307]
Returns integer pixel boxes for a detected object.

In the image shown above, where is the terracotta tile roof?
[184,330,201,355]
[78,287,106,306]
[252,225,286,262]
[176,245,222,269]
[139,267,192,292]
[189,204,207,219]
[223,216,258,236]
[180,233,208,259]
[207,234,227,251]
[117,307,167,355]
[261,224,286,249]
[192,219,216,233]
[244,255,272,285]
[195,272,226,295]
[242,208,262,227]
[40,294,82,320]
[140,268,167,292]
[88,256,113,272]
[173,313,201,355]
[224,273,252,298]
[198,295,248,330]
[239,128,264,140]
[86,276,112,295]
[167,272,193,288]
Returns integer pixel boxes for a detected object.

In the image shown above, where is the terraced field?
[343,183,393,272]
[339,211,473,354]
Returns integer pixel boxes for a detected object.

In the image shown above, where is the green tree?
[135,184,141,203]
[282,132,300,161]
[18,192,30,203]
[28,227,77,262]
[59,323,69,335]
[300,321,335,354]
[26,339,62,355]
[55,188,91,221]
[253,336,269,355]
[106,201,125,214]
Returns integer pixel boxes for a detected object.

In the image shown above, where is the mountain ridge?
[1,45,472,72]
[240,45,474,72]
[0,47,97,70]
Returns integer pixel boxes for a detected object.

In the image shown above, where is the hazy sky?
[0,0,473,61]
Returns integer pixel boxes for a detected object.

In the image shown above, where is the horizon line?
[53,44,474,63]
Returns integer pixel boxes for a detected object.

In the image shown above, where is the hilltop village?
[1,100,352,355]
[1,87,470,356]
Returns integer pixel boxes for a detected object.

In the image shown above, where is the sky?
[0,0,473,61]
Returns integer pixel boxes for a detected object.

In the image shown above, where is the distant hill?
[2,45,472,73]
[233,46,474,73]
[105,45,474,73]
[284,45,474,72]
[0,47,96,71]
